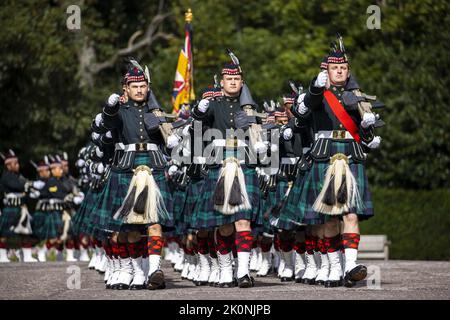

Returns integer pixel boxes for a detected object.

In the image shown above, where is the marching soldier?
[290,35,383,287]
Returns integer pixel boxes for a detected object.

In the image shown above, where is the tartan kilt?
[190,165,262,229]
[32,210,63,240]
[71,189,93,236]
[91,153,174,239]
[164,186,189,237]
[0,206,21,237]
[181,178,207,233]
[281,140,374,228]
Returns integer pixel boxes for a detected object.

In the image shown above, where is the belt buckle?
[137,143,146,151]
[226,138,237,148]
[332,130,345,139]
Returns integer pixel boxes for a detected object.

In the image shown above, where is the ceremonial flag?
[172,9,195,113]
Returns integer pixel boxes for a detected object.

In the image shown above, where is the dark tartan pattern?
[180,178,206,233]
[71,189,93,236]
[164,185,188,237]
[32,210,63,240]
[278,140,374,230]
[190,165,262,229]
[90,153,174,240]
[0,206,21,237]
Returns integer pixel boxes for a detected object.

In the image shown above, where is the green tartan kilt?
[164,185,189,237]
[181,178,208,233]
[71,189,93,236]
[32,210,63,240]
[278,140,374,229]
[90,153,174,239]
[0,206,21,237]
[190,165,262,229]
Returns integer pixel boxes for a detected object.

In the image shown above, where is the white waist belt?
[211,139,248,148]
[115,143,159,152]
[281,157,298,165]
[315,130,354,140]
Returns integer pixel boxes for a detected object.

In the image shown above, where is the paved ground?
[0,260,449,300]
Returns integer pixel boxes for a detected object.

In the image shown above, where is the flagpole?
[185,8,194,103]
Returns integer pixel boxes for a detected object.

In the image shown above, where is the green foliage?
[361,187,450,260]
[0,0,449,188]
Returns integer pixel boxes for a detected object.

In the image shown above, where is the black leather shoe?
[147,270,166,290]
[238,274,254,288]
[302,278,315,285]
[315,280,325,286]
[195,280,208,286]
[115,283,129,290]
[280,276,293,282]
[218,282,234,288]
[129,284,145,290]
[325,278,343,288]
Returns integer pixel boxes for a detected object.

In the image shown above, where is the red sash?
[324,90,361,143]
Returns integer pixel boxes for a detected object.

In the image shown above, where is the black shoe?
[129,284,145,290]
[238,274,254,288]
[218,282,234,288]
[147,270,166,290]
[280,276,293,282]
[344,265,367,287]
[301,278,315,285]
[105,284,111,289]
[325,278,343,288]
[115,283,129,290]
[195,280,208,286]
[315,280,325,286]
[295,277,303,283]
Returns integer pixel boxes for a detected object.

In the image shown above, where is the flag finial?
[185,8,193,23]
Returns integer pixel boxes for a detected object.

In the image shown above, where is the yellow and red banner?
[172,12,194,113]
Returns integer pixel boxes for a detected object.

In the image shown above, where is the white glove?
[167,134,180,149]
[168,165,178,176]
[361,112,376,129]
[182,125,191,137]
[105,131,113,139]
[91,132,100,141]
[282,128,293,140]
[270,143,279,153]
[94,113,103,126]
[33,180,46,190]
[254,141,268,154]
[76,159,85,168]
[198,99,210,113]
[29,190,40,199]
[97,163,105,174]
[73,193,85,205]
[366,136,381,149]
[296,92,308,115]
[95,147,103,158]
[107,93,120,106]
[314,70,328,88]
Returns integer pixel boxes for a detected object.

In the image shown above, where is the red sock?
[45,241,53,250]
[342,233,360,250]
[0,242,7,249]
[216,232,234,255]
[207,236,218,259]
[117,242,129,258]
[274,234,281,251]
[103,240,113,257]
[147,236,164,256]
[65,240,75,250]
[260,241,272,253]
[110,241,120,258]
[235,231,253,253]
[317,239,327,254]
[196,236,209,255]
[127,241,144,258]
[305,236,318,255]
[183,244,194,256]
[294,241,306,254]
[324,235,341,253]
[279,238,293,252]
[141,237,148,258]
